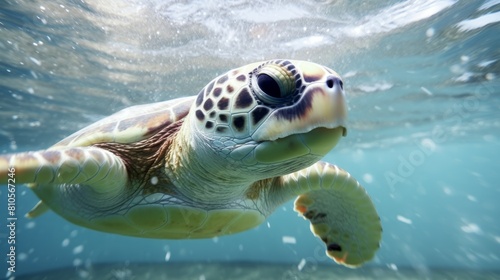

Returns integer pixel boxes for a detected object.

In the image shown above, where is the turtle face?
[190,59,347,169]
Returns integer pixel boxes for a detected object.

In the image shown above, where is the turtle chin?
[254,126,345,164]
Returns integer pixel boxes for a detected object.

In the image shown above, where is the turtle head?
[189,59,347,175]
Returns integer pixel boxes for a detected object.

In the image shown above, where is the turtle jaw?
[254,126,345,163]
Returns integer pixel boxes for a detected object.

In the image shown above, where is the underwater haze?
[1,0,500,279]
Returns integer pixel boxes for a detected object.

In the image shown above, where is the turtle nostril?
[326,78,334,88]
[326,77,343,90]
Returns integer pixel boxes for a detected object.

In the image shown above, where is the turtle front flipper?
[0,147,128,215]
[271,161,382,267]
[0,147,126,188]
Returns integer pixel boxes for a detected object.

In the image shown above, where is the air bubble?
[29,57,41,66]
[73,245,84,254]
[297,258,306,271]
[25,221,36,229]
[150,176,159,185]
[426,28,435,37]
[420,86,433,96]
[397,215,412,225]
[165,251,171,261]
[388,263,398,271]
[461,223,481,234]
[62,238,70,247]
[363,173,373,184]
[467,195,477,202]
[18,253,28,261]
[282,236,296,244]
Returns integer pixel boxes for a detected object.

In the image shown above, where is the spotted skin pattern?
[194,62,263,139]
[0,59,381,268]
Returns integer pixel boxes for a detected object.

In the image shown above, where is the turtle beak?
[325,76,348,137]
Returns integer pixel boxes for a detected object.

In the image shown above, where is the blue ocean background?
[0,0,499,279]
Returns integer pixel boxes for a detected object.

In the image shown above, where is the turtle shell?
[52,96,195,148]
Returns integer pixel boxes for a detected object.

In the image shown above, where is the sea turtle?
[0,59,381,267]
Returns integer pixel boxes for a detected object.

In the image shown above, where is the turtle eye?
[252,62,298,105]
[257,74,281,98]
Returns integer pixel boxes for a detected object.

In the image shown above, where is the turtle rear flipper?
[276,162,382,267]
[26,200,50,218]
[0,147,127,196]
